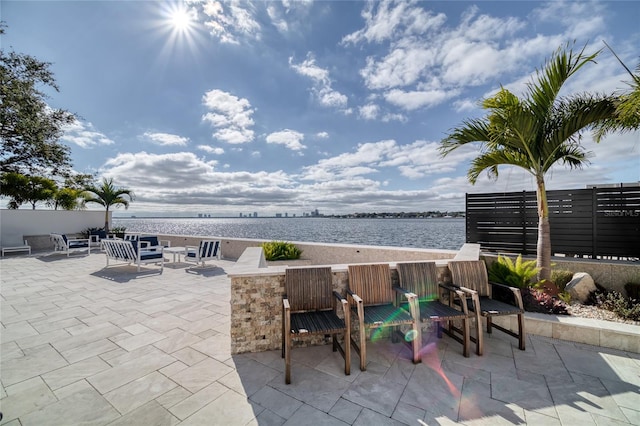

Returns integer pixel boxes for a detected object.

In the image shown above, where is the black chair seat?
[290,311,345,334]
[401,300,467,322]
[140,251,163,260]
[357,304,413,326]
[68,242,89,248]
[420,301,468,321]
[469,297,524,316]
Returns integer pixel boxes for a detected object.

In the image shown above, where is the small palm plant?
[261,241,302,261]
[488,255,541,288]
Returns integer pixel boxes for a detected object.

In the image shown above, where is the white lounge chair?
[1,238,31,256]
[50,233,91,256]
[102,239,164,272]
[184,240,221,267]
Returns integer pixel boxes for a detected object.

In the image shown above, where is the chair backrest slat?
[347,264,393,305]
[397,262,438,301]
[199,240,219,258]
[103,240,136,261]
[448,260,491,297]
[285,267,333,312]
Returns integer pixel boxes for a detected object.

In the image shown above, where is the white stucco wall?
[0,209,109,246]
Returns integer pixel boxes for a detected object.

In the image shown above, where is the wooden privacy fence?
[466,186,640,259]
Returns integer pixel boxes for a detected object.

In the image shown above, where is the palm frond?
[439,118,490,156]
[546,94,616,153]
[468,149,532,183]
[526,42,600,121]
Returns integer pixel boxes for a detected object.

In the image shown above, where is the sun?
[168,6,196,33]
[169,7,194,32]
[152,2,205,59]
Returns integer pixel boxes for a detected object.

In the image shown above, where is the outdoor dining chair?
[282,266,351,384]
[184,240,221,268]
[396,261,473,357]
[448,260,526,355]
[347,263,421,370]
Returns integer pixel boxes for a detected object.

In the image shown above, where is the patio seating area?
[1,252,639,425]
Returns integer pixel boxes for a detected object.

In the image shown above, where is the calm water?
[112,217,465,250]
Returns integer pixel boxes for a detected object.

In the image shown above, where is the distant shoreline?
[113,215,466,220]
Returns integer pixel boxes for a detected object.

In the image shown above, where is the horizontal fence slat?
[466,187,640,258]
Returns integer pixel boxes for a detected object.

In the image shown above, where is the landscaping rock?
[566,272,597,303]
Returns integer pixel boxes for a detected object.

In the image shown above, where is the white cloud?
[316,131,329,139]
[199,0,261,44]
[342,0,447,45]
[266,4,288,32]
[344,0,594,114]
[197,145,225,155]
[359,103,380,120]
[101,151,296,207]
[384,88,459,110]
[289,53,349,111]
[453,98,478,113]
[360,46,438,90]
[142,132,189,146]
[62,119,114,148]
[381,112,407,122]
[531,1,606,40]
[202,89,255,144]
[266,129,306,151]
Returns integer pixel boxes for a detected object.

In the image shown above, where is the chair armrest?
[392,286,417,302]
[283,297,290,312]
[489,281,519,291]
[345,289,362,304]
[345,289,363,311]
[332,290,347,303]
[455,286,479,315]
[68,238,90,243]
[489,281,524,309]
[393,285,415,298]
[439,283,467,302]
[333,291,350,321]
[394,286,420,321]
[141,245,164,251]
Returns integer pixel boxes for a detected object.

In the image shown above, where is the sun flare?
[153,2,205,58]
[169,8,193,32]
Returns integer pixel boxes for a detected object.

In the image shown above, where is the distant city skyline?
[3,1,639,216]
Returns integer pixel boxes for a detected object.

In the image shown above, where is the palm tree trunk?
[536,177,551,282]
[104,208,110,233]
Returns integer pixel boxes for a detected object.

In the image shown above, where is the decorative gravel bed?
[568,302,640,325]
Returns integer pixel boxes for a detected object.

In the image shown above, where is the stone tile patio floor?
[1,252,639,426]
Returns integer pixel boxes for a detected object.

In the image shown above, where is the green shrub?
[81,227,103,238]
[488,255,540,288]
[551,270,574,292]
[109,226,127,238]
[261,241,302,261]
[557,291,572,304]
[595,290,640,321]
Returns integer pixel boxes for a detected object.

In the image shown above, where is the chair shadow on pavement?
[185,266,227,277]
[90,266,162,283]
[36,252,90,262]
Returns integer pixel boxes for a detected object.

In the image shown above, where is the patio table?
[164,246,186,263]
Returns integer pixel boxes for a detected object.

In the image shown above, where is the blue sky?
[3,0,639,217]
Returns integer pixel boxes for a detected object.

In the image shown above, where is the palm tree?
[595,43,640,139]
[83,178,134,232]
[440,44,616,281]
[51,187,87,210]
